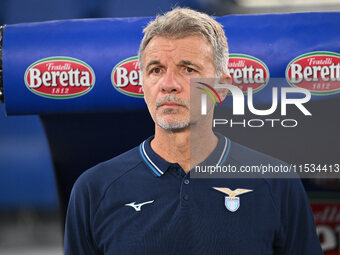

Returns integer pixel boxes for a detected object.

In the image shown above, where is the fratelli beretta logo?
[111,56,143,98]
[24,56,95,99]
[286,51,340,95]
[228,54,270,94]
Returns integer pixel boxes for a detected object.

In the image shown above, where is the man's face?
[142,35,216,131]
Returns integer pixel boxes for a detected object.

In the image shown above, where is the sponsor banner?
[111,56,143,98]
[311,201,340,255]
[286,51,340,95]
[228,54,269,94]
[2,13,340,115]
[24,57,95,99]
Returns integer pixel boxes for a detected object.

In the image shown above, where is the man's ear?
[217,73,232,102]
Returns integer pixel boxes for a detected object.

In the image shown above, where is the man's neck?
[150,125,218,173]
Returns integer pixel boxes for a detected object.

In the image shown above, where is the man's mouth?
[156,95,189,110]
[159,102,182,108]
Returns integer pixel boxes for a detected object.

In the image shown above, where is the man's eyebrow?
[179,60,201,70]
[145,60,161,70]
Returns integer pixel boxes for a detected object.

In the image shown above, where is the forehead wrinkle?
[143,36,214,71]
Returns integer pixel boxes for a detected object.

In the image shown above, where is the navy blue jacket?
[64,133,322,255]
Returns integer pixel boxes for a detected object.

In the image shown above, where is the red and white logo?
[24,56,95,99]
[111,56,143,98]
[311,201,340,254]
[286,51,340,95]
[228,54,270,94]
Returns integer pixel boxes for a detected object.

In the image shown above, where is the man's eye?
[151,67,161,74]
[186,67,195,73]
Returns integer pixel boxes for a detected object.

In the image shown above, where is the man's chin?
[156,120,190,132]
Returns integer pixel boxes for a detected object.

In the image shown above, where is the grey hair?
[138,7,229,77]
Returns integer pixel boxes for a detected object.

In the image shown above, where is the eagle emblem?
[213,187,253,212]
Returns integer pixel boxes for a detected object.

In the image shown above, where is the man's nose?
[160,69,182,93]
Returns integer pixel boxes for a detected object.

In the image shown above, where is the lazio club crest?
[213,187,253,212]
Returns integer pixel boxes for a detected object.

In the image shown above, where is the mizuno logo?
[125,200,154,211]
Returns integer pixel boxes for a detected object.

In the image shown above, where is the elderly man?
[64,7,322,255]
